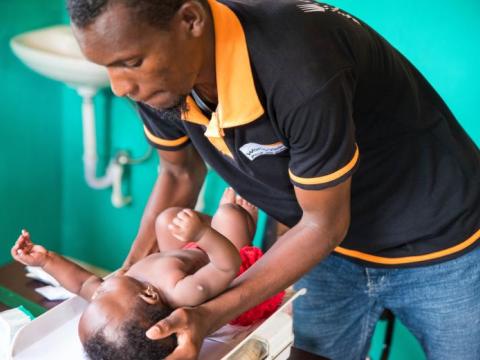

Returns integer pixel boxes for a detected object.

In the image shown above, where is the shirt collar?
[182,0,264,131]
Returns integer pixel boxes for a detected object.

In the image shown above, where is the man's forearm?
[130,173,197,255]
[142,169,204,224]
[198,219,345,334]
[126,154,206,265]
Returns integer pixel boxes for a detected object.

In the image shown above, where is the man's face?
[73,3,203,111]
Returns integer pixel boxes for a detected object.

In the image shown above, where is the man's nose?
[107,69,137,98]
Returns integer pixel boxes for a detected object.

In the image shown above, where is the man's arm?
[123,147,207,268]
[146,178,352,360]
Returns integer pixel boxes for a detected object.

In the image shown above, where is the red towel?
[229,246,285,326]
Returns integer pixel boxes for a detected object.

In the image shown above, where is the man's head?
[78,276,177,359]
[68,0,199,29]
[67,0,214,113]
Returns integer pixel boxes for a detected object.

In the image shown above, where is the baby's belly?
[126,250,209,284]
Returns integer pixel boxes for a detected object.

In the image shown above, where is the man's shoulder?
[219,0,360,110]
[220,0,362,36]
[219,0,300,17]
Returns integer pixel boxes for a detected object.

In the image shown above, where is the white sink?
[9,25,133,208]
[10,25,109,90]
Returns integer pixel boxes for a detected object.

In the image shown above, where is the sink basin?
[9,25,133,208]
[10,25,109,90]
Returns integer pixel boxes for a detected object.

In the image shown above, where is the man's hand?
[11,230,49,267]
[146,307,211,360]
[168,209,207,243]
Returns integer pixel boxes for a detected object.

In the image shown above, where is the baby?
[11,189,264,360]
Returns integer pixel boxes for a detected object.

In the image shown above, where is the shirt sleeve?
[279,70,359,190]
[136,102,191,151]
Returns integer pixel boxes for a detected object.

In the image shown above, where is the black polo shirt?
[138,0,480,267]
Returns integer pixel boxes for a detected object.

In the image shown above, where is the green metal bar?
[0,286,46,318]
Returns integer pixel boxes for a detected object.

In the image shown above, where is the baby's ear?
[139,285,160,304]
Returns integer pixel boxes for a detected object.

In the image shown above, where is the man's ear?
[139,285,161,304]
[177,0,207,37]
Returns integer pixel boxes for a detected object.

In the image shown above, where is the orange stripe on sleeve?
[289,144,359,185]
[143,126,189,147]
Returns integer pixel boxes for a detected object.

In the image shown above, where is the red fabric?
[229,246,285,326]
[182,242,202,250]
[183,243,285,325]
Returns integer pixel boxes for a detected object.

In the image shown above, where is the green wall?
[0,0,64,266]
[329,0,480,145]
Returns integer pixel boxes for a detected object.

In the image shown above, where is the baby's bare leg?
[155,207,212,251]
[211,203,256,250]
[155,207,188,251]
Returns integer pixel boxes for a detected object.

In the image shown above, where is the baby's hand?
[11,230,49,267]
[168,209,207,243]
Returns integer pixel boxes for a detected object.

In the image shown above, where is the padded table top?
[0,261,329,360]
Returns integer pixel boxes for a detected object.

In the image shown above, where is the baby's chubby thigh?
[155,207,187,251]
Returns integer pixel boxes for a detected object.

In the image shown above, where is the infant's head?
[78,276,177,360]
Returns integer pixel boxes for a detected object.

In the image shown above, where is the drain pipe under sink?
[77,86,132,208]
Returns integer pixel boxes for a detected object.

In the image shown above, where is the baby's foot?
[236,196,258,228]
[169,209,207,242]
[219,187,236,205]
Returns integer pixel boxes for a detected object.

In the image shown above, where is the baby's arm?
[167,209,242,306]
[11,230,102,300]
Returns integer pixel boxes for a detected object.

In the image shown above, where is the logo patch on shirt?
[239,142,288,161]
[296,1,360,25]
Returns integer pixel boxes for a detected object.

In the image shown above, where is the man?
[67,0,480,359]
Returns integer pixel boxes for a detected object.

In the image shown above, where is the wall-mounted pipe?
[77,87,132,208]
